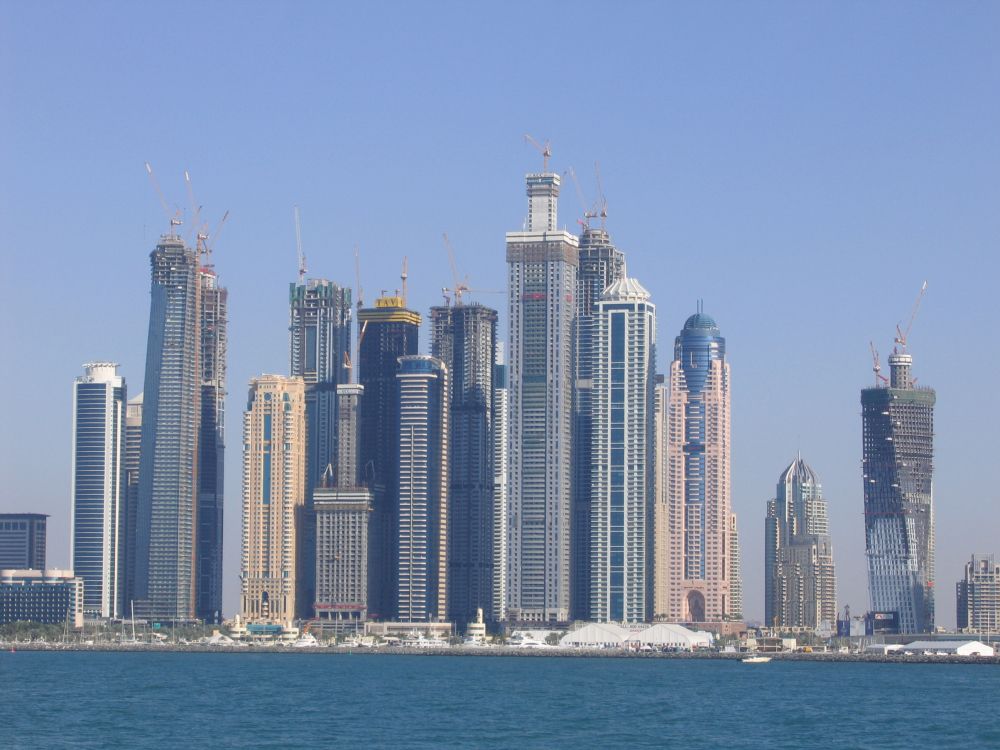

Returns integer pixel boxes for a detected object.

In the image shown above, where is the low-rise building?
[0,569,83,628]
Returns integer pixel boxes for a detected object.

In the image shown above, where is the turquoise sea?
[1,652,998,748]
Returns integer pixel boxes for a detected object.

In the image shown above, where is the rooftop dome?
[779,455,820,487]
[683,312,719,332]
[602,276,650,301]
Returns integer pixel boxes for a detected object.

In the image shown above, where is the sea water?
[1,652,997,749]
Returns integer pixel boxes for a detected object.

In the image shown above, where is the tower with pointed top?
[506,164,578,625]
[765,456,836,629]
[862,348,935,633]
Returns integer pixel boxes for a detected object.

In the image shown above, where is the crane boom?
[523,134,551,172]
[145,162,182,235]
[894,281,928,351]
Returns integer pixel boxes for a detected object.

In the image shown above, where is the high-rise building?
[358,294,419,620]
[314,485,372,631]
[652,375,669,618]
[0,514,47,570]
[395,356,449,623]
[492,344,509,622]
[71,362,127,619]
[122,394,142,610]
[289,279,352,618]
[572,226,625,621]
[589,277,655,624]
[661,310,741,623]
[0,570,84,628]
[506,168,578,625]
[957,554,1000,634]
[862,349,936,633]
[240,375,307,623]
[764,456,836,630]
[135,234,201,621]
[197,268,227,623]
[430,303,497,628]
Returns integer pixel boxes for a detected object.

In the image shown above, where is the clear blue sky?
[2,2,998,624]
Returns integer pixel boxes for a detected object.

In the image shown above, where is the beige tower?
[240,375,307,623]
[660,312,740,623]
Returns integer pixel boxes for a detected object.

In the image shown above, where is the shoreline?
[4,642,999,664]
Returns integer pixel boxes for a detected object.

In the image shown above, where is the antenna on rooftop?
[294,206,307,285]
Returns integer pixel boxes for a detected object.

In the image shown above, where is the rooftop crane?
[443,232,465,305]
[145,162,182,235]
[894,281,928,352]
[523,134,552,172]
[565,166,599,230]
[205,210,229,258]
[294,206,307,285]
[184,170,204,249]
[401,256,409,306]
[869,341,888,385]
[594,161,608,228]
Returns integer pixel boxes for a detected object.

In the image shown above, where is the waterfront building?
[589,276,655,624]
[357,294,419,620]
[660,310,742,623]
[764,456,836,630]
[314,484,371,631]
[395,356,449,623]
[0,514,47,570]
[196,267,227,623]
[957,554,1000,634]
[430,303,497,628]
[492,344,509,622]
[240,376,307,623]
[572,226,625,621]
[505,166,578,625]
[71,362,127,619]
[289,278,352,618]
[122,395,142,610]
[862,349,936,633]
[652,375,669,618]
[135,234,202,621]
[0,569,84,628]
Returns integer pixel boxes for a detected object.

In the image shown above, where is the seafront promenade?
[5,642,999,664]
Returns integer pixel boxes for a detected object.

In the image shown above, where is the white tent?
[629,623,713,651]
[904,640,995,656]
[560,623,632,648]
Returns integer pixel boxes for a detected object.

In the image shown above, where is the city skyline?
[3,3,999,627]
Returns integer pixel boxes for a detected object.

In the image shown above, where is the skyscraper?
[240,375,306,623]
[492,344,509,622]
[358,294,419,620]
[196,267,227,623]
[314,485,371,631]
[0,514,47,570]
[764,456,836,629]
[135,235,201,621]
[957,554,1000,634]
[652,375,669,619]
[430,303,497,628]
[506,168,578,625]
[862,349,936,633]
[335,383,363,487]
[395,356,449,623]
[661,310,741,623]
[123,394,142,610]
[589,277,655,624]
[71,362,127,619]
[572,226,625,621]
[289,279,352,618]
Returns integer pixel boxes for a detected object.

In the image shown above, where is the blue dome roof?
[683,312,718,331]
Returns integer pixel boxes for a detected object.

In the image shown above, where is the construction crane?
[894,281,928,352]
[523,134,551,172]
[205,210,229,257]
[442,232,465,305]
[294,206,307,285]
[401,257,409,306]
[869,341,888,385]
[145,162,182,235]
[565,166,599,230]
[594,161,608,228]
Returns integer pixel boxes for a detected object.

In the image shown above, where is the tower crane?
[894,281,928,352]
[205,210,229,259]
[294,206,307,285]
[145,162,182,235]
[565,166,599,230]
[523,134,551,172]
[443,232,466,305]
[869,341,888,385]
[594,161,608,229]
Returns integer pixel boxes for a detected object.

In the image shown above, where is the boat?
[742,655,772,664]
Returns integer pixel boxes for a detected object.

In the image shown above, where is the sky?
[1,2,998,625]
